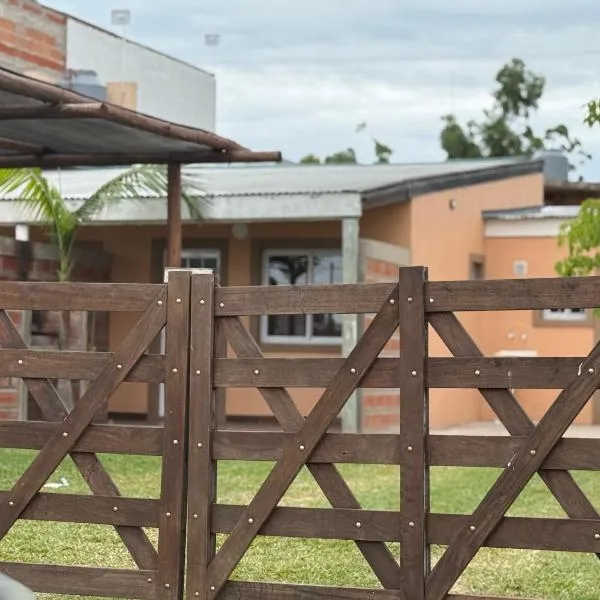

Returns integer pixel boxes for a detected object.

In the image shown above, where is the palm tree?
[0,164,206,408]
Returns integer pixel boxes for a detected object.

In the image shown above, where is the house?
[1,154,573,432]
[0,0,215,129]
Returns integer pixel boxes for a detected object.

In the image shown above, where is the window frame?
[260,248,343,346]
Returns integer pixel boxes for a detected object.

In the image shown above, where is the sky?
[45,0,600,180]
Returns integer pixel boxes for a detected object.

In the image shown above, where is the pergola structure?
[0,67,281,266]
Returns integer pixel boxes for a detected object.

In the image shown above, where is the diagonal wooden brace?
[0,310,158,569]
[0,289,167,544]
[430,312,600,550]
[205,290,400,597]
[221,311,402,589]
[426,328,600,600]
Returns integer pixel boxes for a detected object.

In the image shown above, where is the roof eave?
[361,159,545,209]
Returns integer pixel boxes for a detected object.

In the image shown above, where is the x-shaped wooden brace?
[0,289,167,566]
[205,289,400,596]
[426,311,600,600]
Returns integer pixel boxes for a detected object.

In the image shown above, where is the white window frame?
[541,308,588,323]
[260,248,342,346]
[159,248,221,418]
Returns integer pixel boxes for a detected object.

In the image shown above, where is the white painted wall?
[65,18,216,131]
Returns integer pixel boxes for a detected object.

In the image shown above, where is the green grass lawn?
[0,449,599,599]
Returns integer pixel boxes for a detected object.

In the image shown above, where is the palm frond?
[75,164,210,223]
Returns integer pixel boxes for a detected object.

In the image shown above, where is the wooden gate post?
[398,266,429,600]
[186,270,217,600]
[158,269,193,600]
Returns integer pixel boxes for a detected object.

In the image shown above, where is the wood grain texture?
[0,282,162,311]
[157,271,191,600]
[429,312,600,553]
[0,310,159,569]
[213,431,600,471]
[427,321,600,600]
[212,505,600,552]
[215,283,396,316]
[213,431,400,464]
[426,276,600,312]
[207,297,400,596]
[219,581,399,599]
[220,316,402,588]
[186,272,217,600]
[0,491,158,526]
[0,350,164,382]
[399,267,429,600]
[0,422,162,455]
[214,356,600,389]
[0,562,157,599]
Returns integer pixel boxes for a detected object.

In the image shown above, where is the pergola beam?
[0,149,281,168]
[166,163,182,268]
[0,136,44,154]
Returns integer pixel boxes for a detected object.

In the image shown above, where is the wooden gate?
[2,268,600,599]
[0,271,191,599]
[184,267,600,600]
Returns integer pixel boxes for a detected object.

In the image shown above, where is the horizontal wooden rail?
[0,563,157,599]
[213,432,600,471]
[210,276,600,315]
[0,282,163,311]
[0,350,165,383]
[212,505,600,552]
[426,276,600,312]
[219,581,399,599]
[213,431,400,464]
[0,422,162,455]
[0,491,159,526]
[219,582,527,600]
[214,283,397,315]
[214,357,600,389]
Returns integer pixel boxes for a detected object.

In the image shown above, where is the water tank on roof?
[534,150,569,182]
[56,69,107,102]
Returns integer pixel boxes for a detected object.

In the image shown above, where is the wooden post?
[167,163,182,268]
[399,266,429,600]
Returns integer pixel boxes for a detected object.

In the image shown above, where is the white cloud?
[45,0,600,178]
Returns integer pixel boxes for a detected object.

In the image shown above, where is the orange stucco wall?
[483,234,594,424]
[408,172,545,428]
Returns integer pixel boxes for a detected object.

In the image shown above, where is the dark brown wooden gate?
[184,268,600,600]
[0,271,191,599]
[2,267,600,599]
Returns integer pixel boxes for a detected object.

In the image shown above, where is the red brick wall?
[0,0,66,78]
[0,237,110,421]
[361,257,400,433]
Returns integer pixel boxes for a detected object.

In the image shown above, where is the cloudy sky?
[46,0,600,179]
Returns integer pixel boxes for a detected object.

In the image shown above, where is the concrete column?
[340,217,360,433]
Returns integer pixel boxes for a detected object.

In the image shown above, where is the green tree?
[0,165,205,406]
[300,122,393,165]
[440,58,590,171]
[555,199,600,277]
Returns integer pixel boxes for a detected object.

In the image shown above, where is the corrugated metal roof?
[483,205,579,220]
[6,156,529,201]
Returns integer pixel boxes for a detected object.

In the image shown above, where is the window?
[469,256,485,280]
[180,249,220,274]
[541,308,587,322]
[261,249,343,344]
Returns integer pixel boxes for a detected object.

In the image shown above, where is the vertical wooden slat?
[399,267,429,600]
[158,270,191,600]
[187,271,217,600]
